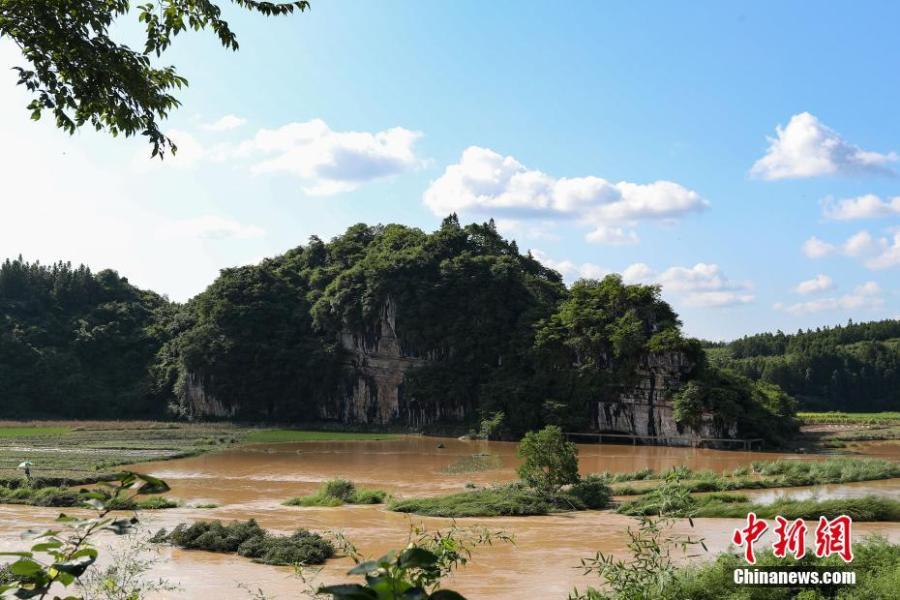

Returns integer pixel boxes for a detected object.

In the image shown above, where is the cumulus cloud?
[802,236,836,258]
[794,274,834,295]
[804,230,900,270]
[529,249,609,280]
[424,146,707,244]
[776,282,884,315]
[132,118,424,195]
[750,112,897,180]
[823,194,900,220]
[238,119,424,195]
[158,215,266,240]
[625,262,754,308]
[202,114,247,132]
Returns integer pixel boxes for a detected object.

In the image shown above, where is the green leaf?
[135,473,170,495]
[52,554,97,577]
[399,547,438,569]
[30,541,62,553]
[429,591,467,600]
[10,558,43,576]
[317,584,378,600]
[347,560,379,575]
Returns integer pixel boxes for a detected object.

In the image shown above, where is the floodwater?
[1,437,899,599]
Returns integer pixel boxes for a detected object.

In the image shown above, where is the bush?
[159,519,334,566]
[517,425,580,493]
[566,475,612,509]
[236,530,333,566]
[283,479,388,507]
[616,483,697,517]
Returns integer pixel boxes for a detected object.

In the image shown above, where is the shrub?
[236,530,333,566]
[517,425,579,493]
[159,519,334,566]
[167,519,266,553]
[283,479,388,507]
[566,475,612,509]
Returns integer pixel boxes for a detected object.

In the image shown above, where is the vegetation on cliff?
[2,219,801,439]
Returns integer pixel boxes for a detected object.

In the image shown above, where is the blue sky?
[2,1,900,339]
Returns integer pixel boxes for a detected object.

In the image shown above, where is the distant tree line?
[707,320,900,411]
[1,217,801,442]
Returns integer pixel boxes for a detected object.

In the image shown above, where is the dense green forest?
[705,320,900,411]
[0,258,172,417]
[1,217,801,441]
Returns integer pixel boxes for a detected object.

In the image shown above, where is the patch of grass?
[243,429,400,443]
[442,453,503,474]
[0,421,245,485]
[283,479,387,507]
[0,484,177,509]
[603,457,900,498]
[0,426,69,438]
[193,503,220,509]
[618,484,900,521]
[799,411,900,425]
[154,519,333,566]
[389,479,611,517]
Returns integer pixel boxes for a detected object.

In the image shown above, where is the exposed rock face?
[595,352,737,444]
[317,297,465,426]
[178,372,236,418]
[180,299,739,443]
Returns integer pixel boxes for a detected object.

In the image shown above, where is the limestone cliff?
[595,352,737,443]
[317,297,466,425]
[178,298,738,442]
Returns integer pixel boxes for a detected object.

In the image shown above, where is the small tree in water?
[516,425,580,493]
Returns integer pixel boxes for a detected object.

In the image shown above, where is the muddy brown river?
[2,437,899,599]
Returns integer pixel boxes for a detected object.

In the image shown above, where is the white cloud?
[622,262,655,284]
[750,112,897,180]
[802,236,836,258]
[529,249,609,281]
[241,119,424,195]
[424,146,707,244]
[494,219,561,241]
[865,232,900,269]
[777,282,884,315]
[132,118,424,195]
[823,194,900,220]
[202,114,247,132]
[585,226,640,245]
[843,230,878,257]
[158,215,266,240]
[625,262,753,308]
[794,274,834,295]
[804,230,900,270]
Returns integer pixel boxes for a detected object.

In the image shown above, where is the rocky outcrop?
[317,297,465,426]
[178,372,236,418]
[179,299,739,442]
[595,352,737,444]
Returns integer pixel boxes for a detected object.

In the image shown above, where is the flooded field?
[2,437,899,599]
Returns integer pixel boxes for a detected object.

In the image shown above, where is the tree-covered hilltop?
[1,218,798,442]
[0,257,173,417]
[706,320,900,411]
